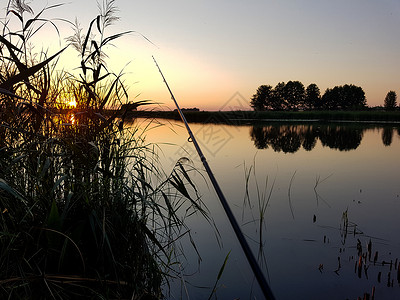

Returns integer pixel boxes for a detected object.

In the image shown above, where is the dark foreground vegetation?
[0,1,207,299]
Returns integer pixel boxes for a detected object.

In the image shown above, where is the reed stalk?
[0,1,208,298]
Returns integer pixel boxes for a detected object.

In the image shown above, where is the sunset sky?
[22,0,400,110]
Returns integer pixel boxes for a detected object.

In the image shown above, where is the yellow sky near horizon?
[5,0,400,111]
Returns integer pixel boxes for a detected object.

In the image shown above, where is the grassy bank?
[128,110,400,124]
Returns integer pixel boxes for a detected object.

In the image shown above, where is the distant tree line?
[250,81,367,111]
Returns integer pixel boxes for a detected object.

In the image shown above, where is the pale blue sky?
[21,0,400,109]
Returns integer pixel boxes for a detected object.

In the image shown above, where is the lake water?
[138,118,400,300]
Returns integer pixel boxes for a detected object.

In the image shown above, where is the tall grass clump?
[0,1,208,298]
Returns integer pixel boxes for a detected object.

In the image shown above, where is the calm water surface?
[139,119,400,300]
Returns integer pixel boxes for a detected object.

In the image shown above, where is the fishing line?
[152,56,275,300]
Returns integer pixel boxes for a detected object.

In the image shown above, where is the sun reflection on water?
[69,113,76,125]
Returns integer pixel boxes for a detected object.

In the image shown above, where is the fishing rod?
[152,56,275,300]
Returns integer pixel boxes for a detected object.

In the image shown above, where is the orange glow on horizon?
[69,113,75,125]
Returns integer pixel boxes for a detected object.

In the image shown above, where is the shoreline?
[123,110,400,125]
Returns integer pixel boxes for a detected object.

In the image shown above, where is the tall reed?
[0,1,208,298]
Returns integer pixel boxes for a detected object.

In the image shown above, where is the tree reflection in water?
[249,124,381,153]
[382,127,394,146]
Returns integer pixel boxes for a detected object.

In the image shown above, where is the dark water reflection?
[250,124,399,152]
[382,127,394,146]
[142,120,400,300]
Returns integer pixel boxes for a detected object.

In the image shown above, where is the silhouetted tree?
[321,85,366,110]
[341,84,366,109]
[251,82,366,111]
[321,87,339,110]
[384,91,397,111]
[271,82,286,110]
[283,81,305,110]
[305,83,321,110]
[250,85,273,111]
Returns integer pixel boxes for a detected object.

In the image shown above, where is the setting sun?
[68,99,77,108]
